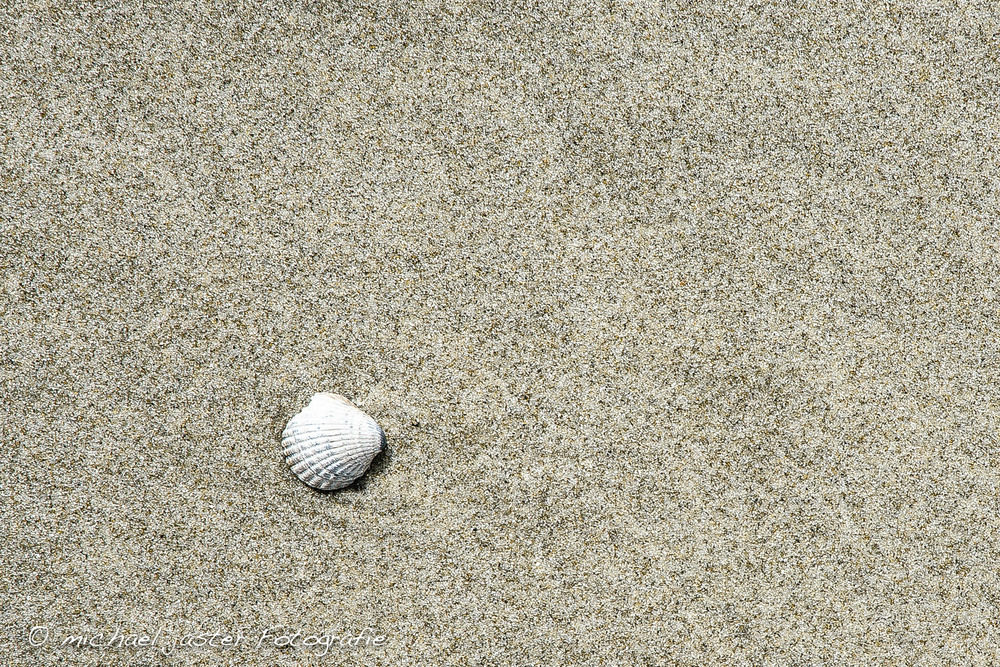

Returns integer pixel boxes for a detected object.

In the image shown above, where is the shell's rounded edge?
[282,392,385,491]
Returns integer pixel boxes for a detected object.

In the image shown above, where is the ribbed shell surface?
[281,393,385,490]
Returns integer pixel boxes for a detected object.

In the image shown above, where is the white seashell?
[282,392,385,490]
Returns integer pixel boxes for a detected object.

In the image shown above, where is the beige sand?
[2,1,999,664]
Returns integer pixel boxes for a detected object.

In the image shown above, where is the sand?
[2,1,999,664]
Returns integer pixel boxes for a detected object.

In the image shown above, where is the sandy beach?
[3,1,1000,664]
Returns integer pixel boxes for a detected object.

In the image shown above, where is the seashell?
[282,392,385,490]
